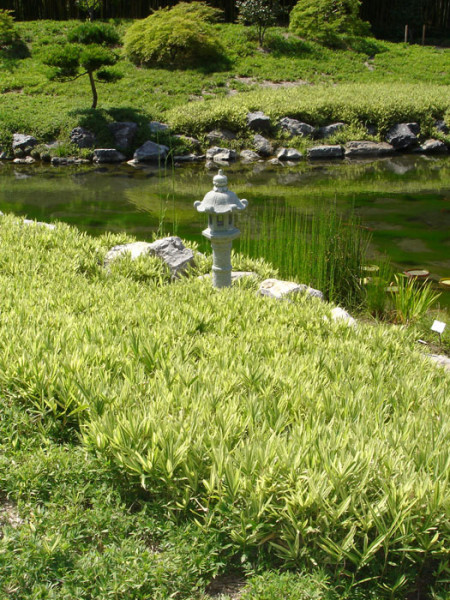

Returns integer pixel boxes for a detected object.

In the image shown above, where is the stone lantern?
[194,170,248,288]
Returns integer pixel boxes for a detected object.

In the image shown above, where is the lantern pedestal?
[211,239,233,288]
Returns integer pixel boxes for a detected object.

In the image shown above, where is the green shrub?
[67,22,120,46]
[289,0,371,47]
[76,0,101,22]
[0,9,17,46]
[123,2,227,69]
[236,0,280,47]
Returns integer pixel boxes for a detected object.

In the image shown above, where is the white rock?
[23,219,56,230]
[104,241,152,265]
[259,278,324,300]
[428,354,450,371]
[330,306,356,326]
[276,147,303,161]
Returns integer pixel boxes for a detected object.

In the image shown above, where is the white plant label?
[431,320,446,334]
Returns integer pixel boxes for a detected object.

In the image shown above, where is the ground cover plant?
[0,215,448,599]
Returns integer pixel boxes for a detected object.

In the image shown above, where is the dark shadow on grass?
[0,40,30,71]
[133,54,233,75]
[264,33,320,57]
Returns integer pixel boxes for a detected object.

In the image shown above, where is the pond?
[1,154,449,307]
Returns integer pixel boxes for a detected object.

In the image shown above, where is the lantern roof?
[194,170,248,214]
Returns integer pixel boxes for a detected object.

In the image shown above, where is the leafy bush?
[67,22,120,46]
[289,0,371,47]
[123,2,227,69]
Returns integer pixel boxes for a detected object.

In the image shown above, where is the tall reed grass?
[239,203,369,309]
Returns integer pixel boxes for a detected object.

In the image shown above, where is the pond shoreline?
[1,154,449,310]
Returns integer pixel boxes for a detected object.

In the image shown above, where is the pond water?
[1,155,449,307]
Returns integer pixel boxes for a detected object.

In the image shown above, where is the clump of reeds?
[238,202,369,309]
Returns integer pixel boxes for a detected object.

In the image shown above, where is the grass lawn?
[0,215,448,599]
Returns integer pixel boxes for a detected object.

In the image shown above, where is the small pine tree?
[0,9,18,47]
[43,23,120,109]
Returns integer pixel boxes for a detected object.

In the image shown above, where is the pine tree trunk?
[88,71,97,109]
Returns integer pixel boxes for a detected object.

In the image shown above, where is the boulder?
[13,156,35,164]
[253,134,273,157]
[278,117,315,138]
[316,122,345,139]
[385,123,420,150]
[133,140,169,162]
[259,278,324,300]
[148,121,169,134]
[413,139,448,154]
[206,146,236,160]
[206,129,236,144]
[213,149,237,162]
[173,153,204,162]
[70,127,96,149]
[51,157,78,166]
[344,141,395,157]
[23,219,56,230]
[247,111,272,133]
[104,241,153,266]
[93,149,126,163]
[428,354,450,371]
[12,134,37,151]
[108,121,138,150]
[307,145,344,159]
[148,236,195,276]
[240,149,260,162]
[277,147,303,161]
[0,149,9,160]
[435,120,449,134]
[330,306,356,326]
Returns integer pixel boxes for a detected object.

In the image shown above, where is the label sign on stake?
[431,320,446,335]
